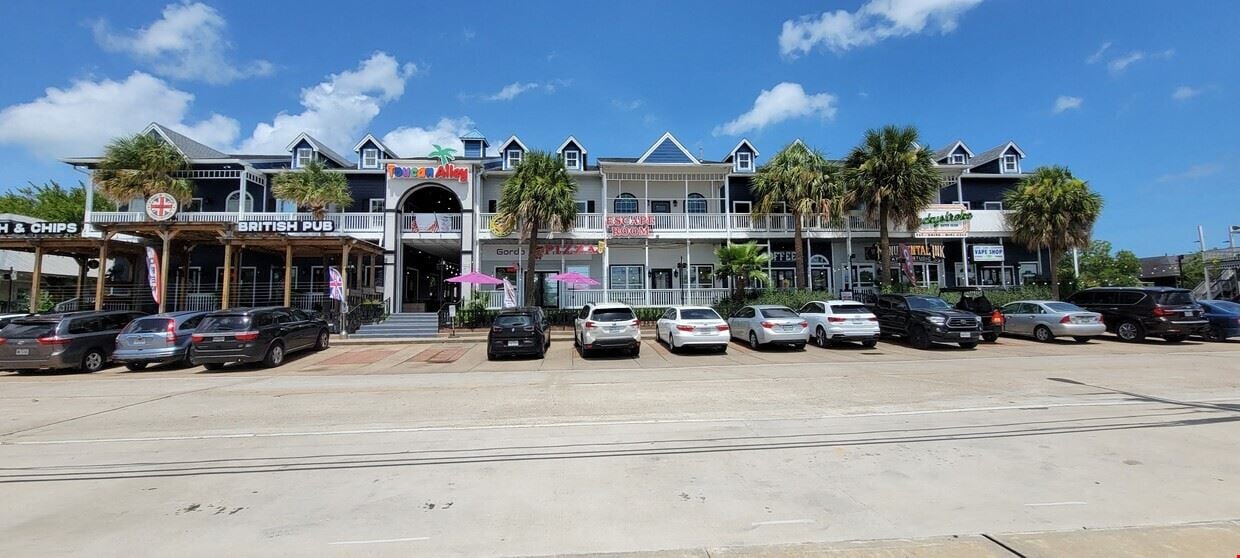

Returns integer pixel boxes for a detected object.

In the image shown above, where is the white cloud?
[1085,42,1112,64]
[382,117,476,158]
[478,80,572,101]
[0,71,238,158]
[1172,85,1202,101]
[779,0,984,55]
[1158,163,1222,183]
[1052,95,1083,114]
[713,82,837,136]
[611,98,644,111]
[1107,51,1145,73]
[93,2,272,85]
[239,52,416,155]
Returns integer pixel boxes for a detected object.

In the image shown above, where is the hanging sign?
[606,215,654,238]
[865,244,945,263]
[145,246,161,305]
[237,220,336,233]
[0,221,80,236]
[387,163,470,183]
[145,192,179,221]
[916,204,972,238]
[488,243,603,260]
[502,278,518,308]
[972,244,1005,262]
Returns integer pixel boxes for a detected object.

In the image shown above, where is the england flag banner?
[328,267,344,302]
[145,246,161,305]
[502,278,518,308]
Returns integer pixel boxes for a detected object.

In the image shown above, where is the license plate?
[212,336,225,342]
[696,327,713,333]
[506,340,518,347]
[780,326,794,332]
[959,332,973,338]
[15,348,29,356]
[1182,310,1195,316]
[132,338,146,345]
[851,320,866,325]
[605,327,622,333]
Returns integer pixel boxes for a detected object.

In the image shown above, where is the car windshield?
[198,315,250,332]
[908,297,951,310]
[680,309,720,320]
[0,321,56,339]
[1205,301,1240,313]
[592,309,634,322]
[829,304,869,314]
[759,308,798,318]
[1155,291,1194,305]
[125,318,173,333]
[495,314,534,327]
[1044,302,1085,313]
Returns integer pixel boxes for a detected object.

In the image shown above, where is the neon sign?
[387,163,470,183]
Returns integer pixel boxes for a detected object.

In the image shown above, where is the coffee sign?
[916,204,972,238]
[0,221,80,236]
[237,220,336,233]
[606,215,654,238]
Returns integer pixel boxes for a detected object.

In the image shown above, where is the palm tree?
[1004,166,1103,299]
[716,242,771,301]
[494,150,578,304]
[272,160,353,220]
[844,125,941,289]
[751,141,848,289]
[93,133,194,204]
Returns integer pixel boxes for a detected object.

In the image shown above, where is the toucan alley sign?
[0,221,81,235]
[387,163,470,183]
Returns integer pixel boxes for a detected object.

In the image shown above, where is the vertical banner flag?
[145,246,161,305]
[502,278,517,308]
[900,244,917,285]
[328,267,344,301]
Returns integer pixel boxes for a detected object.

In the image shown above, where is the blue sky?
[0,0,1237,256]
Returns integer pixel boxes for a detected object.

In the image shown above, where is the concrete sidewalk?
[531,521,1240,557]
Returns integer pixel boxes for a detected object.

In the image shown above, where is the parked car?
[1196,300,1240,342]
[727,305,808,350]
[870,294,983,349]
[798,300,880,348]
[190,307,329,369]
[655,306,730,353]
[487,307,551,360]
[1066,287,1208,342]
[113,311,208,370]
[574,302,641,357]
[998,300,1105,342]
[940,287,1003,342]
[0,310,145,373]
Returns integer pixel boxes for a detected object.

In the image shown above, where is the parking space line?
[328,536,429,545]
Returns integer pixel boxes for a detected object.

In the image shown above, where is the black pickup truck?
[869,294,984,349]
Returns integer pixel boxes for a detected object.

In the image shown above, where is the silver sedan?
[727,305,809,350]
[999,300,1105,342]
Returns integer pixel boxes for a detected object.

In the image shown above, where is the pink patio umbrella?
[548,271,600,287]
[446,271,504,285]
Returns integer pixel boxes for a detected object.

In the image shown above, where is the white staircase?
[350,313,439,338]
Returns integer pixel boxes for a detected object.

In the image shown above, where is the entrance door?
[403,268,419,306]
[533,271,560,308]
[651,269,673,290]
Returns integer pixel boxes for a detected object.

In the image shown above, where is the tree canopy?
[495,150,578,303]
[1059,240,1142,288]
[751,141,847,288]
[0,181,114,223]
[1005,165,1103,298]
[271,160,353,220]
[93,133,194,203]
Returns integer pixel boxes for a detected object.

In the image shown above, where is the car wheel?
[1163,334,1187,343]
[262,342,285,368]
[748,331,761,350]
[1073,336,1092,343]
[862,340,878,348]
[982,332,999,342]
[1116,320,1145,342]
[1207,327,1227,342]
[909,326,931,350]
[959,342,978,349]
[794,343,806,351]
[717,345,728,354]
[80,349,105,373]
[815,326,829,348]
[1033,325,1054,343]
[573,332,581,348]
[667,333,679,353]
[124,362,147,371]
[487,350,496,361]
[202,362,225,370]
[314,330,330,350]
[631,344,641,357]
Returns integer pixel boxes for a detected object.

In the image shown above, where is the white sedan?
[655,306,730,353]
[727,305,809,350]
[798,300,881,348]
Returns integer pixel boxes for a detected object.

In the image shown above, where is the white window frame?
[184,197,204,212]
[609,265,645,290]
[185,266,202,292]
[369,198,385,213]
[362,148,379,169]
[732,201,752,214]
[505,149,523,170]
[690,264,714,288]
[225,191,255,213]
[1002,154,1019,173]
[685,193,707,214]
[563,150,580,170]
[574,200,589,214]
[275,199,297,213]
[614,193,638,214]
[983,201,1003,211]
[949,153,966,165]
[735,151,753,172]
[295,148,314,168]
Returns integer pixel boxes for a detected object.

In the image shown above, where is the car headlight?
[927,316,946,325]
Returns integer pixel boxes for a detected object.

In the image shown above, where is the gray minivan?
[0,310,146,373]
[113,311,208,370]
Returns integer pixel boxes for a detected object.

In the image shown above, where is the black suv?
[870,294,984,349]
[1066,287,1207,342]
[190,307,329,369]
[487,307,551,360]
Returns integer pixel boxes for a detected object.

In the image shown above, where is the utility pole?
[1199,225,1213,300]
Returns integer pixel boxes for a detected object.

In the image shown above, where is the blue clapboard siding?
[643,138,693,163]
[345,173,386,212]
[463,139,484,158]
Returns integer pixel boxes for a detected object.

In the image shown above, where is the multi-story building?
[62,123,1052,315]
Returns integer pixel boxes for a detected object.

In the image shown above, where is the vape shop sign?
[972,244,1005,262]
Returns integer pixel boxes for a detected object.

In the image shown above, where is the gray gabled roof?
[287,132,353,167]
[933,139,972,162]
[144,122,229,160]
[968,141,1025,169]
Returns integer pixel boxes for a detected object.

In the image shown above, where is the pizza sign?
[145,192,179,221]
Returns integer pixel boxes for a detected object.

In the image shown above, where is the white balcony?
[89,211,386,233]
[402,213,462,234]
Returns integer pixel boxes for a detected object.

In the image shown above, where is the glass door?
[534,271,560,308]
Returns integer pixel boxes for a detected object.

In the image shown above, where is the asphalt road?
[2,337,1239,556]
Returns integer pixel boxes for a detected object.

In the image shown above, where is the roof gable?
[460,128,490,146]
[933,139,973,161]
[352,133,397,157]
[498,135,529,153]
[637,132,699,164]
[556,135,587,154]
[722,138,759,162]
[143,122,228,159]
[285,132,352,167]
[967,141,1025,170]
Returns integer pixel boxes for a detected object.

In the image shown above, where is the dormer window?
[506,149,523,170]
[563,150,580,170]
[1002,154,1019,173]
[295,148,314,168]
[362,148,379,169]
[735,152,753,172]
[949,154,966,165]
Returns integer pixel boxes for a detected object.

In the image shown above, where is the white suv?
[574,302,641,357]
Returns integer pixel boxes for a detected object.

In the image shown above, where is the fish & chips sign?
[0,221,80,236]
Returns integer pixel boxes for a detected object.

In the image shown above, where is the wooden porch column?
[367,254,376,294]
[157,229,179,313]
[355,252,364,290]
[94,232,112,311]
[283,244,293,307]
[74,257,86,301]
[221,242,233,310]
[29,246,44,314]
[340,242,352,338]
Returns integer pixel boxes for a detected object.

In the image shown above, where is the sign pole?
[1199,225,1213,300]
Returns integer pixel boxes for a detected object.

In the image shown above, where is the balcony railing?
[90,211,386,233]
[479,287,731,309]
[402,213,462,234]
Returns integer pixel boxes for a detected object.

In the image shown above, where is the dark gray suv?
[0,310,146,373]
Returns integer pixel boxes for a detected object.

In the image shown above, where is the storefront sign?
[771,251,797,264]
[237,220,336,233]
[489,218,513,237]
[606,215,654,238]
[0,221,81,235]
[916,204,972,238]
[387,163,470,183]
[972,244,1005,262]
[865,243,945,263]
[145,192,178,221]
[488,243,605,261]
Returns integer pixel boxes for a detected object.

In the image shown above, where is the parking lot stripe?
[328,536,429,545]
